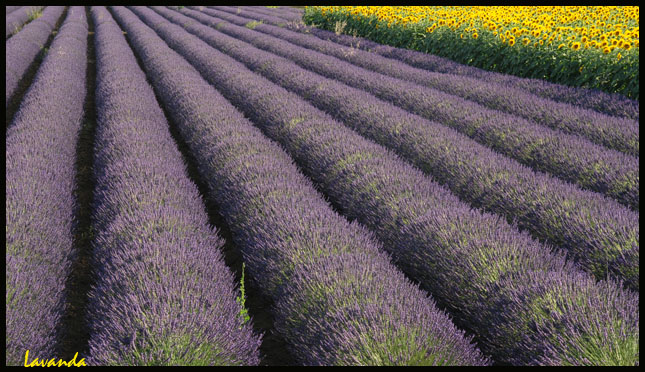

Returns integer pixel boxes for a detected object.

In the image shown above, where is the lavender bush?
[210,6,290,27]
[209,6,639,157]
[6,6,65,106]
[285,13,640,122]
[180,7,639,210]
[246,6,303,22]
[6,5,22,14]
[111,6,488,366]
[85,7,262,366]
[6,6,87,365]
[137,6,639,365]
[158,6,639,291]
[220,6,639,122]
[6,6,44,38]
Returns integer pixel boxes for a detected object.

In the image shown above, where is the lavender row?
[163,6,639,290]
[115,6,488,366]
[184,8,639,210]
[6,5,22,14]
[286,7,305,15]
[145,7,639,365]
[209,6,289,26]
[213,6,639,156]
[6,6,65,106]
[6,7,87,365]
[117,6,485,364]
[271,6,305,16]
[86,7,262,366]
[230,6,639,122]
[293,17,640,122]
[247,6,303,22]
[6,6,44,38]
[114,6,487,366]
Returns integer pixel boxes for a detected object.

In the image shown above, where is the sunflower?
[522,37,530,45]
[572,42,581,50]
[472,32,478,39]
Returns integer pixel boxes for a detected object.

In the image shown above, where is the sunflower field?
[303,6,639,99]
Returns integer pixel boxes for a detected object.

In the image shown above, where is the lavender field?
[5,6,639,366]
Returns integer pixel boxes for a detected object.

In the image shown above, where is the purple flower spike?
[138,6,639,365]
[85,7,262,366]
[110,6,489,366]
[6,6,88,366]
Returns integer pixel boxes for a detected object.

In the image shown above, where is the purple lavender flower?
[209,6,639,157]
[6,6,65,106]
[6,6,44,38]
[286,11,639,122]
[244,6,303,22]
[136,6,639,365]
[110,6,489,366]
[86,7,262,366]
[6,6,23,14]
[6,6,87,366]
[156,6,639,291]
[179,7,639,210]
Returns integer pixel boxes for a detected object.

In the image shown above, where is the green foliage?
[12,24,23,35]
[303,7,639,99]
[27,8,43,21]
[236,263,251,326]
[245,20,263,30]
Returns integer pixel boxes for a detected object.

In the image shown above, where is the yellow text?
[24,350,87,367]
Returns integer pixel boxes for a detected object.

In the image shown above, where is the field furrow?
[85,7,262,366]
[212,6,295,26]
[310,26,641,121]
[6,5,22,14]
[230,6,640,122]
[138,6,639,366]
[5,5,639,367]
[211,6,639,156]
[112,6,487,366]
[157,6,639,291]
[6,6,45,39]
[181,7,639,210]
[245,6,303,22]
[6,7,88,365]
[6,6,66,107]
